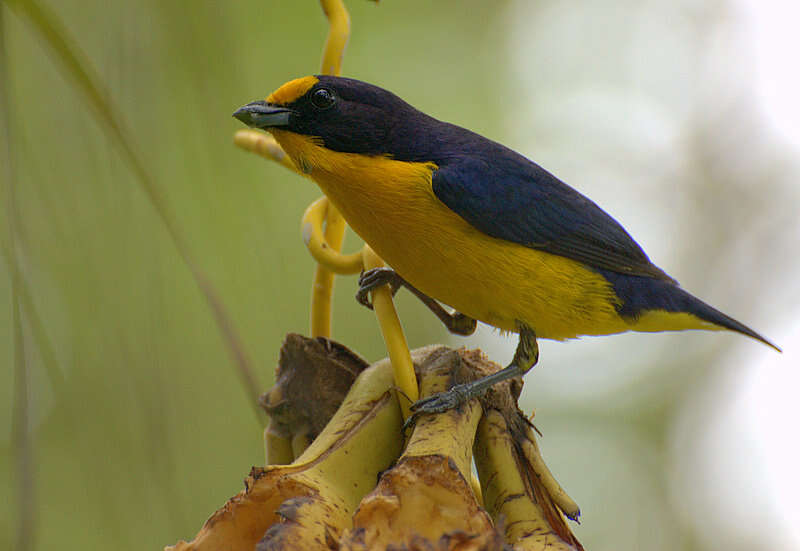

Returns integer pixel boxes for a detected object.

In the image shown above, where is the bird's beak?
[233,100,293,128]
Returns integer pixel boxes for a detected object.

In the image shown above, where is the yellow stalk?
[309,203,347,337]
[307,0,351,337]
[263,420,295,465]
[319,0,351,76]
[362,246,418,416]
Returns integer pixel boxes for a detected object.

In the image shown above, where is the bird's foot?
[403,382,482,431]
[355,267,402,309]
[447,312,478,336]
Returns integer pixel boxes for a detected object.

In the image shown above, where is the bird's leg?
[356,267,477,336]
[404,323,538,429]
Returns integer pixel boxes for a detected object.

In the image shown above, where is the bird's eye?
[311,87,336,110]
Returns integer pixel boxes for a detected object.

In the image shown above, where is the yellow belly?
[271,131,707,340]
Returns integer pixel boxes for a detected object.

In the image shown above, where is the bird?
[234,75,779,416]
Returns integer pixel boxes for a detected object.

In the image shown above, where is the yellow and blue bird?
[234,75,778,414]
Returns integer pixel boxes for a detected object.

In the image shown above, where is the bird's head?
[234,75,429,158]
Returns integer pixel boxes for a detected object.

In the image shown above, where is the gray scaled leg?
[404,322,538,429]
[356,267,477,336]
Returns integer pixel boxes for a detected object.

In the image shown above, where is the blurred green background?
[2,1,798,550]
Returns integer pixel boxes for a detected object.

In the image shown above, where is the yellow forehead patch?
[266,76,319,105]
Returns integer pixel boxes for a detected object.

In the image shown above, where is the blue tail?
[598,269,781,352]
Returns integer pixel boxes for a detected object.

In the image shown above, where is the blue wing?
[431,154,675,282]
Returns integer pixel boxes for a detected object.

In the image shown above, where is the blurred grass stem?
[4,0,265,424]
[2,5,35,550]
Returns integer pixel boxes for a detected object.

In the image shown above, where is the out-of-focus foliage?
[1,1,797,550]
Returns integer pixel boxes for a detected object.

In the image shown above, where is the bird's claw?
[402,383,475,431]
[355,284,374,310]
[355,267,401,310]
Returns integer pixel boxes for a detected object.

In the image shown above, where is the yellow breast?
[271,130,658,340]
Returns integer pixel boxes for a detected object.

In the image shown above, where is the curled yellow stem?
[301,197,363,275]
[235,1,418,407]
[233,130,300,174]
[314,0,418,406]
[305,0,351,337]
[319,0,351,76]
[301,199,420,412]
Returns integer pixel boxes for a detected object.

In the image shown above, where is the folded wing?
[431,155,675,282]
